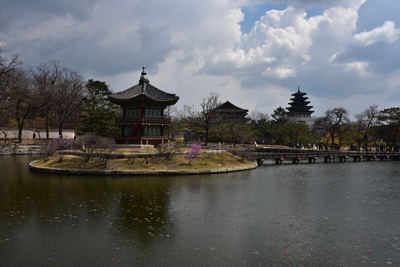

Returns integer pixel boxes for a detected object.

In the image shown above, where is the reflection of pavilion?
[88,179,180,253]
[109,67,179,145]
[114,184,177,246]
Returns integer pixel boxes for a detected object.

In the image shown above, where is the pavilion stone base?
[113,144,154,149]
[115,138,168,146]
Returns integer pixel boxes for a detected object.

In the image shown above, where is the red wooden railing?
[115,116,170,125]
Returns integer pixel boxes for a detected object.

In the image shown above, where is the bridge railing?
[252,151,400,160]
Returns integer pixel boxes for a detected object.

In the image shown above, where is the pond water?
[1,155,400,266]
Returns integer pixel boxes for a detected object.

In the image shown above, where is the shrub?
[184,144,202,164]
[157,142,181,161]
[73,134,115,162]
[40,137,72,160]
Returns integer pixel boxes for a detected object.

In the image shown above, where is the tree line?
[1,48,399,151]
[0,49,118,143]
[172,93,400,152]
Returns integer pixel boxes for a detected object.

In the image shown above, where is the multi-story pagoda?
[286,86,315,127]
[108,67,179,145]
[286,87,314,117]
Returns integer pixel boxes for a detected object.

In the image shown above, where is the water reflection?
[1,156,400,266]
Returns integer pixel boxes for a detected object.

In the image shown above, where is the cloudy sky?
[1,0,400,117]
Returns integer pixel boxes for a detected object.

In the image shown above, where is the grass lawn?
[32,152,257,172]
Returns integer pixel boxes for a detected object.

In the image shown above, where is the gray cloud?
[1,0,96,25]
[1,0,399,117]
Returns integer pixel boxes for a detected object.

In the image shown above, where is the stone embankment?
[29,161,258,176]
[0,143,42,156]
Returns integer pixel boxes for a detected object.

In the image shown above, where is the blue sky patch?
[240,2,287,33]
[305,7,324,19]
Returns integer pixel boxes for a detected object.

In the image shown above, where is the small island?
[28,68,257,176]
[29,146,258,176]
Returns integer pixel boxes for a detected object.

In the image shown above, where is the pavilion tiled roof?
[108,67,179,105]
[215,101,248,113]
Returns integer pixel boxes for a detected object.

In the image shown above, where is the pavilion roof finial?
[298,86,300,92]
[139,66,150,85]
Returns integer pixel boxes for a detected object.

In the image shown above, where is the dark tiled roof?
[109,83,179,104]
[108,67,179,105]
[286,87,314,115]
[216,101,248,113]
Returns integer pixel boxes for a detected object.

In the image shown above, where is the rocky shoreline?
[29,160,258,176]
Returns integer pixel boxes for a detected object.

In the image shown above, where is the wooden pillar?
[141,106,145,137]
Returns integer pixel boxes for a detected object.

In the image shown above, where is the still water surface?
[1,155,400,266]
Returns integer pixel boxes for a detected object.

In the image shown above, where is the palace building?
[108,67,179,145]
[215,101,250,123]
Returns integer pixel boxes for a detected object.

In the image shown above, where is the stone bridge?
[250,151,400,165]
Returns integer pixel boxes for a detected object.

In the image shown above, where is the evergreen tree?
[80,79,118,137]
[271,106,289,125]
[374,107,400,151]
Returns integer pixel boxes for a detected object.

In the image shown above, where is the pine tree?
[80,79,118,137]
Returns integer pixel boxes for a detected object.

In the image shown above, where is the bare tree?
[176,92,222,145]
[0,109,12,143]
[320,107,350,149]
[30,60,62,139]
[249,111,270,122]
[73,134,115,164]
[354,105,380,152]
[52,68,85,137]
[0,49,22,102]
[216,121,255,146]
[3,68,38,142]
